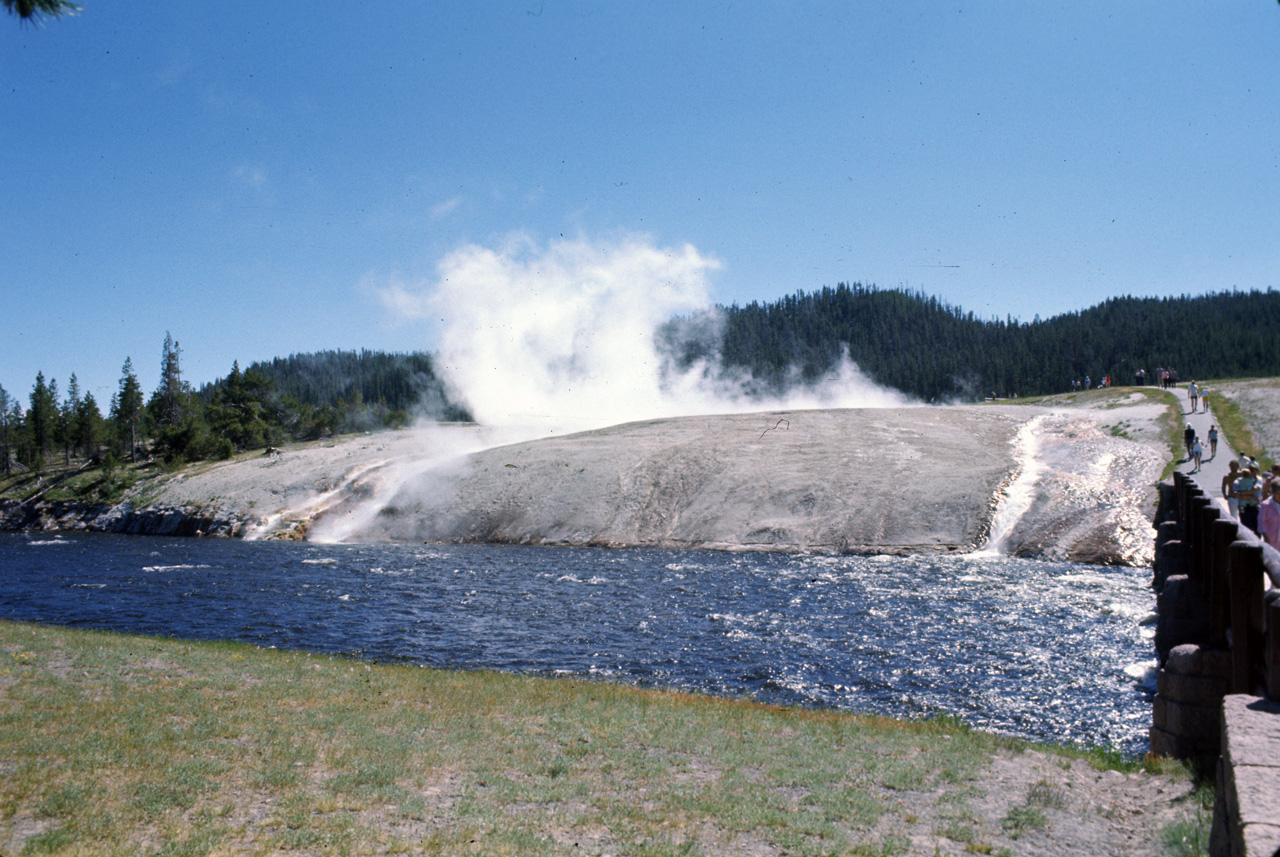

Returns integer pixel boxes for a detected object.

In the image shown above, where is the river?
[0,532,1157,754]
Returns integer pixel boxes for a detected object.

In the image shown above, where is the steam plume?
[380,233,907,434]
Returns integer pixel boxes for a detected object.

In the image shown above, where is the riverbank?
[0,620,1208,856]
[0,392,1176,564]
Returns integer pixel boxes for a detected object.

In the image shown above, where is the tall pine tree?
[27,373,56,467]
[111,358,144,463]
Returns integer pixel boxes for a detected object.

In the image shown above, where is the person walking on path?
[1223,460,1241,518]
[1208,425,1219,459]
[1178,397,1236,516]
[1191,438,1203,473]
[1184,423,1196,458]
[1188,381,1199,413]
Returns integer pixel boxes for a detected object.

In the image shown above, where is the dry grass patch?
[1,620,1201,856]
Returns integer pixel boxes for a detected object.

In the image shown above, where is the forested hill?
[696,285,1280,401]
[206,350,470,423]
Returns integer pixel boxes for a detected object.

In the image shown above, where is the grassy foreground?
[1,621,1201,857]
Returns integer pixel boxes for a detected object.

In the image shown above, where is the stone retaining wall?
[1210,695,1280,857]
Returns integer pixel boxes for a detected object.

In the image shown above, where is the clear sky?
[3,1,1278,407]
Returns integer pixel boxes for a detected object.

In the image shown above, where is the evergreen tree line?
[676,284,1280,401]
[0,340,471,476]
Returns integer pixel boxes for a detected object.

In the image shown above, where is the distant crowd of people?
[1070,375,1111,391]
[1070,366,1187,391]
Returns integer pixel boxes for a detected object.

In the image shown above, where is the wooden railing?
[1166,471,1280,700]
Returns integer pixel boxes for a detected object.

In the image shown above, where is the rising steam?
[379,233,907,434]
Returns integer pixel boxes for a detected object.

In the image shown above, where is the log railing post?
[1187,493,1203,584]
[1228,541,1266,695]
[1192,496,1216,589]
[1267,589,1280,700]
[1209,518,1239,648]
[1174,472,1189,532]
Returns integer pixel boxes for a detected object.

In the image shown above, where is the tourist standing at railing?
[1223,460,1241,519]
[1234,464,1263,535]
[1259,481,1280,547]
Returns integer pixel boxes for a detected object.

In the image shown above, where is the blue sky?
[3,1,1278,406]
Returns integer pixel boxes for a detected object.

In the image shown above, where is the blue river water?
[0,532,1158,754]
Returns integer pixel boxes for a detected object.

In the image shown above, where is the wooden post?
[1210,518,1238,647]
[1228,541,1265,694]
[1175,472,1189,531]
[1194,498,1217,588]
[1267,590,1280,700]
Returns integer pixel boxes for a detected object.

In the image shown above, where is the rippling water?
[0,532,1157,753]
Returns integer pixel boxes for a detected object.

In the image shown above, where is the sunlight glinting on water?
[0,533,1156,754]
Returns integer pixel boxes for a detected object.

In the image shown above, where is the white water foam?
[969,414,1049,557]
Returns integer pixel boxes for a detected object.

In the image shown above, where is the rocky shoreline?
[0,498,254,538]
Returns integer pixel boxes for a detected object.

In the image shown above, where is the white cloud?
[430,197,462,220]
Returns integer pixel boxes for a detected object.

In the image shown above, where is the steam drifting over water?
[379,234,908,435]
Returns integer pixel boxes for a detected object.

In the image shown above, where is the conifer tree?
[27,372,57,462]
[74,391,102,461]
[154,332,188,429]
[0,385,11,475]
[111,358,144,463]
[57,374,79,465]
[3,0,79,22]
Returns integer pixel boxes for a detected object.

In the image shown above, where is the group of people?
[1071,367,1185,391]
[1131,366,1183,388]
[1070,375,1111,391]
[1221,456,1280,547]
[1184,422,1219,474]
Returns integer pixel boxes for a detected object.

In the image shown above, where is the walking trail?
[1173,386,1237,512]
